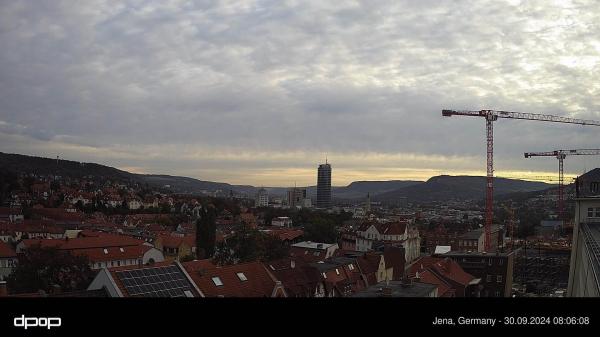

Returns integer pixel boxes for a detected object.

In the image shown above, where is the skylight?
[237,272,248,281]
[103,248,108,254]
[212,277,223,286]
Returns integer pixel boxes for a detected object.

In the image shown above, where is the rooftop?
[352,280,437,298]
[291,241,336,250]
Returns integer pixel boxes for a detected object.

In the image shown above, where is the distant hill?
[0,152,554,203]
[264,180,422,199]
[0,152,138,182]
[0,152,420,198]
[373,175,555,203]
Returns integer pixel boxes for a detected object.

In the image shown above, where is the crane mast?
[443,109,600,251]
[524,149,600,221]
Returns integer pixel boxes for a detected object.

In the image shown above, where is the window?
[591,182,599,193]
[322,272,327,279]
[117,261,121,266]
[103,248,108,254]
[348,264,354,270]
[486,275,492,283]
[596,208,600,218]
[588,208,594,218]
[499,259,504,266]
[488,258,493,266]
[119,248,124,253]
[237,272,247,281]
[495,291,501,297]
[335,268,340,275]
[497,275,503,283]
[212,277,223,286]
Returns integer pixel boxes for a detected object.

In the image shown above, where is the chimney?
[0,281,7,297]
[51,284,62,295]
[381,286,393,297]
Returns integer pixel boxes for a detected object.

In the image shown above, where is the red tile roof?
[72,245,152,263]
[22,233,144,251]
[157,234,195,249]
[430,258,476,287]
[264,229,303,241]
[417,270,454,297]
[182,261,280,297]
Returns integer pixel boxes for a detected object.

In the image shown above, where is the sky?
[1,0,600,187]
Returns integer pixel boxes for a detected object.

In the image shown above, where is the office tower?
[317,161,332,208]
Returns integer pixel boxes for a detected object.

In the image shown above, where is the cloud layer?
[1,0,600,186]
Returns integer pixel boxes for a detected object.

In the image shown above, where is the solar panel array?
[115,265,195,297]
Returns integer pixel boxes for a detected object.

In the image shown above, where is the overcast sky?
[1,0,600,186]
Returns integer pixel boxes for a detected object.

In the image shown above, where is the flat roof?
[291,241,337,250]
[443,250,514,257]
[353,281,437,298]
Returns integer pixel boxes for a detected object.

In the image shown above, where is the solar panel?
[115,265,195,297]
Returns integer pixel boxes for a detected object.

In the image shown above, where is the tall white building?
[255,188,269,207]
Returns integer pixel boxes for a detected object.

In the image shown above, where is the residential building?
[87,261,202,297]
[443,251,515,297]
[0,207,23,223]
[266,258,324,297]
[271,216,293,228]
[17,233,164,270]
[182,260,286,297]
[567,168,600,297]
[0,241,17,281]
[456,225,502,253]
[154,234,196,261]
[408,256,481,297]
[355,221,420,263]
[290,241,339,262]
[316,162,332,209]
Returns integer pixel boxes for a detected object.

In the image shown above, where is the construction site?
[442,109,600,297]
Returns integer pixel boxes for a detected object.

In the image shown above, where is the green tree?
[196,205,217,259]
[7,246,95,294]
[304,218,338,243]
[213,225,289,265]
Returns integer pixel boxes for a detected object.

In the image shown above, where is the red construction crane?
[442,109,600,251]
[524,149,600,221]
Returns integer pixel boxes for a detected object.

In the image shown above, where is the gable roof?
[72,245,153,263]
[22,233,144,251]
[182,261,281,297]
[106,261,201,297]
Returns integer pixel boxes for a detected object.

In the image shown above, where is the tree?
[7,246,95,294]
[212,224,289,266]
[304,218,338,243]
[196,205,217,259]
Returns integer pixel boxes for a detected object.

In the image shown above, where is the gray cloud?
[1,0,600,185]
